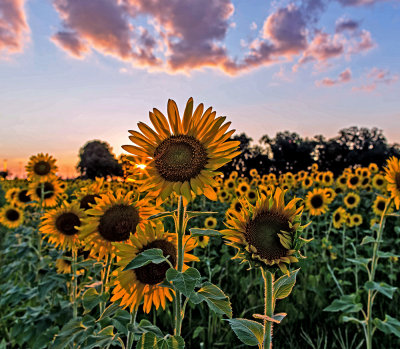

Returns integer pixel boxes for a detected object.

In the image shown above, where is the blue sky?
[0,0,399,176]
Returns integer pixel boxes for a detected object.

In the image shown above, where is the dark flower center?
[135,239,177,285]
[18,189,31,203]
[6,209,20,221]
[350,176,359,185]
[154,135,208,182]
[376,179,383,186]
[244,211,289,261]
[248,191,256,199]
[234,202,242,212]
[34,161,51,176]
[310,195,323,209]
[35,182,55,199]
[334,212,341,222]
[98,204,139,242]
[377,200,385,211]
[347,196,355,205]
[395,173,400,190]
[80,194,100,210]
[362,178,369,186]
[55,212,81,236]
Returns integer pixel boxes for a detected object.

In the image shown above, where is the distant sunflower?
[372,174,386,191]
[322,172,334,187]
[230,198,245,214]
[222,188,309,275]
[344,192,360,209]
[305,188,329,216]
[332,207,347,229]
[224,178,236,191]
[74,178,104,211]
[336,175,348,189]
[237,182,250,195]
[218,189,231,203]
[347,174,361,190]
[122,98,240,205]
[302,177,313,189]
[249,169,258,177]
[372,195,392,216]
[196,235,210,248]
[111,222,198,313]
[204,216,217,229]
[369,163,379,174]
[246,188,257,204]
[26,153,58,182]
[79,190,158,259]
[40,202,84,250]
[14,188,32,206]
[28,177,62,208]
[384,157,400,209]
[5,188,18,203]
[324,188,336,203]
[350,214,363,227]
[0,205,24,229]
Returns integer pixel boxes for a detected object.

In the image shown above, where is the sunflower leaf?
[374,315,400,338]
[82,288,100,313]
[323,295,363,313]
[189,228,222,237]
[186,211,218,219]
[166,267,201,299]
[364,281,397,299]
[225,318,264,347]
[193,282,233,318]
[273,268,300,300]
[148,212,174,220]
[166,335,185,349]
[124,249,169,271]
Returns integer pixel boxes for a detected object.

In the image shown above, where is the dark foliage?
[77,140,122,179]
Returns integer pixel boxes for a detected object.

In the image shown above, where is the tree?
[77,140,122,179]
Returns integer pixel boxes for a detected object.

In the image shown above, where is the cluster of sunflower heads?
[223,187,312,275]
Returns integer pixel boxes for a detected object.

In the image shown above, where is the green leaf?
[166,267,201,298]
[346,258,371,267]
[374,315,400,338]
[186,211,218,219]
[98,325,114,337]
[148,212,174,220]
[124,249,169,271]
[136,332,160,349]
[226,318,264,347]
[82,288,100,313]
[323,295,362,313]
[377,251,400,258]
[273,268,300,300]
[97,301,122,322]
[134,319,164,338]
[166,335,185,349]
[343,316,365,325]
[196,282,232,318]
[364,281,397,299]
[189,228,222,237]
[360,236,376,245]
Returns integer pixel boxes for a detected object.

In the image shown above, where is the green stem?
[100,254,112,314]
[342,225,346,262]
[261,268,274,349]
[365,198,392,349]
[174,196,186,336]
[72,248,78,319]
[126,308,137,349]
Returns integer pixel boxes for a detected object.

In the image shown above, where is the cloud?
[336,0,393,6]
[51,31,90,59]
[335,18,360,33]
[316,68,352,86]
[0,0,29,55]
[353,67,398,91]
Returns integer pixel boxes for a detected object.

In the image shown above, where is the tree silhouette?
[77,140,122,179]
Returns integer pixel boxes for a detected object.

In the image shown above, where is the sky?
[1,0,400,177]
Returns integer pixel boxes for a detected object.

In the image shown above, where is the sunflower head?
[384,157,400,209]
[332,207,347,229]
[222,188,310,275]
[0,205,24,229]
[344,192,360,209]
[122,98,241,205]
[305,188,329,216]
[26,153,58,182]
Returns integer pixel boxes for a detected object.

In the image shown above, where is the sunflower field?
[0,98,399,349]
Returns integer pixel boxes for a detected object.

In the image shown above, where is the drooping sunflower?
[40,202,85,250]
[0,205,24,229]
[344,192,360,209]
[28,177,62,208]
[26,153,58,182]
[111,222,198,313]
[332,207,347,229]
[384,157,400,209]
[305,188,329,216]
[79,190,158,259]
[222,188,309,275]
[122,98,241,205]
[204,216,217,229]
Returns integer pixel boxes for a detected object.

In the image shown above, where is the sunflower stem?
[126,308,137,349]
[174,195,186,336]
[365,198,392,349]
[100,254,112,314]
[261,268,275,349]
[72,247,78,319]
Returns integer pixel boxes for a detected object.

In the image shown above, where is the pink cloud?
[316,68,352,86]
[335,18,360,33]
[337,0,393,6]
[353,67,398,92]
[0,0,29,55]
[51,31,90,59]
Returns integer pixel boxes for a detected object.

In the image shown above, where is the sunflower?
[222,188,309,275]
[0,205,24,228]
[305,188,329,216]
[372,174,386,191]
[122,98,240,205]
[372,195,392,216]
[350,214,363,227]
[246,188,257,204]
[204,216,217,229]
[347,174,361,190]
[384,157,400,209]
[322,172,334,187]
[5,188,18,203]
[40,202,85,250]
[224,179,236,191]
[28,177,62,208]
[111,222,198,313]
[369,163,379,174]
[332,207,347,229]
[249,169,258,177]
[237,182,250,195]
[302,177,313,189]
[230,198,245,214]
[74,178,104,211]
[26,153,58,182]
[196,235,210,248]
[218,189,231,203]
[344,192,360,209]
[14,188,32,206]
[311,163,318,172]
[324,188,336,203]
[79,190,158,259]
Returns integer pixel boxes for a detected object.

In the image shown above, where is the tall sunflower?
[0,205,24,229]
[222,188,309,275]
[384,157,400,209]
[40,202,85,250]
[305,188,329,216]
[79,190,158,259]
[111,222,198,313]
[28,177,63,208]
[26,153,58,182]
[122,98,241,205]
